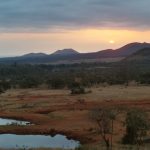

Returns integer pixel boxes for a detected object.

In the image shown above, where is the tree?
[0,80,11,94]
[90,108,117,150]
[46,77,65,89]
[139,72,150,84]
[122,109,150,145]
[19,77,41,88]
[70,82,85,94]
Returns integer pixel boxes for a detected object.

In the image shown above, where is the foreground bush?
[122,109,150,145]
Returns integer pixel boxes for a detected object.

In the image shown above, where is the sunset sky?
[0,0,150,56]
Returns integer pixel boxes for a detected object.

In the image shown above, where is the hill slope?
[22,53,48,58]
[123,48,150,63]
[52,49,79,56]
[115,42,150,56]
[0,42,150,64]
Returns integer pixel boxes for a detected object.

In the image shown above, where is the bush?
[0,80,11,94]
[122,109,150,145]
[70,81,85,95]
[19,77,41,88]
[47,78,65,89]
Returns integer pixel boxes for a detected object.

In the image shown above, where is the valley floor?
[0,85,150,148]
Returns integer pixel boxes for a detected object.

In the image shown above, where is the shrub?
[122,109,150,145]
[70,81,85,95]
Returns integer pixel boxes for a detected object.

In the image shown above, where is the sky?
[0,0,150,56]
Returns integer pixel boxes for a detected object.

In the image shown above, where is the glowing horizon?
[0,29,150,56]
[0,0,150,56]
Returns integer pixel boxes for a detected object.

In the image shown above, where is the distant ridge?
[0,42,150,64]
[22,53,48,58]
[123,48,150,62]
[114,42,150,56]
[52,49,79,56]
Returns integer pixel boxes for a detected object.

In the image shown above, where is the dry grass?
[83,85,150,101]
[76,144,150,150]
[2,85,150,103]
[0,85,150,147]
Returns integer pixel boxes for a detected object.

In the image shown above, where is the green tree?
[70,81,85,95]
[47,77,65,89]
[122,109,150,145]
[0,80,11,94]
[19,77,41,88]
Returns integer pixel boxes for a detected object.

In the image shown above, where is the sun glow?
[109,40,115,44]
[1,29,150,55]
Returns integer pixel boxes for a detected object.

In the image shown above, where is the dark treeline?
[0,61,150,89]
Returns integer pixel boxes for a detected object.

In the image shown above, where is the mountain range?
[123,47,150,63]
[0,42,150,64]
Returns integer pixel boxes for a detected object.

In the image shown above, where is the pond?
[0,134,80,149]
[0,118,30,125]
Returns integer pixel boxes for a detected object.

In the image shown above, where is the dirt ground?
[0,85,150,145]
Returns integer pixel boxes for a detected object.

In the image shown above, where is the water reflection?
[0,134,80,149]
[0,118,30,125]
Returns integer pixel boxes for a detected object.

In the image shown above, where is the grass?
[47,113,65,120]
[0,85,150,148]
[2,85,150,104]
[83,85,150,101]
[75,144,150,150]
[1,145,149,150]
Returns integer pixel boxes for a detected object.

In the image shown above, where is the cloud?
[0,0,150,32]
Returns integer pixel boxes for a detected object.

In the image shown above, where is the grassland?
[0,85,150,149]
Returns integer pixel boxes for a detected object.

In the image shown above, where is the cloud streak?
[0,0,150,32]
